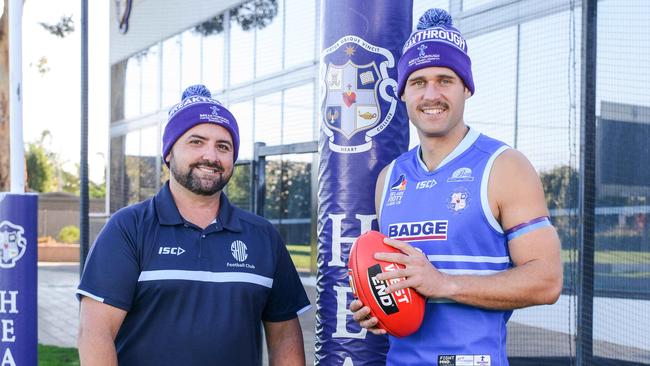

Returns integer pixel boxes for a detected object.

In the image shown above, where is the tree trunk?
[0,0,11,191]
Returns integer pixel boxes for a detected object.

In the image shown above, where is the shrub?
[58,225,80,244]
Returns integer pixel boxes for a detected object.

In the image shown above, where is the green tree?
[226,164,252,209]
[25,141,55,192]
[60,166,80,195]
[58,225,80,244]
[90,180,106,199]
[540,165,579,210]
[39,15,75,38]
[25,130,57,192]
[194,0,278,36]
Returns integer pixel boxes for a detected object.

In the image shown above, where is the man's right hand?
[349,299,386,336]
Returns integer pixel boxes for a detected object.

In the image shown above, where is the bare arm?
[374,165,390,226]
[78,296,127,366]
[375,149,563,310]
[264,318,305,366]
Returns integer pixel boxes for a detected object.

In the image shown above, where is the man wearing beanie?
[77,85,310,366]
[351,9,562,365]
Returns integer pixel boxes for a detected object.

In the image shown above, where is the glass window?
[141,44,161,114]
[284,0,316,69]
[109,135,126,213]
[229,100,254,160]
[461,0,495,11]
[124,129,142,205]
[283,83,315,144]
[139,126,160,199]
[229,15,255,86]
[162,35,182,108]
[202,32,225,92]
[181,29,203,88]
[255,0,283,77]
[465,27,517,145]
[123,126,160,205]
[255,92,282,146]
[124,57,141,119]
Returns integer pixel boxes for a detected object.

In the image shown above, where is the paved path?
[38,263,79,348]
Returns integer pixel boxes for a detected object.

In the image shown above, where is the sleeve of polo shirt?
[76,208,141,312]
[262,230,311,322]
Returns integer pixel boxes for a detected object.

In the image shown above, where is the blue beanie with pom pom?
[397,8,474,97]
[162,84,240,165]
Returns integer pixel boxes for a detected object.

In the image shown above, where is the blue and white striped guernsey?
[380,128,511,366]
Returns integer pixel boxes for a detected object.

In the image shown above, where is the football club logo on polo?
[227,240,256,269]
[0,221,27,269]
[320,35,398,153]
[231,240,248,262]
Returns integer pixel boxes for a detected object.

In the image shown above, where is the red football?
[348,230,425,337]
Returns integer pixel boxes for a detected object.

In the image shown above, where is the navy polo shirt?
[77,183,311,366]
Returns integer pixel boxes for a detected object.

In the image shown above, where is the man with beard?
[350,9,562,365]
[77,85,311,366]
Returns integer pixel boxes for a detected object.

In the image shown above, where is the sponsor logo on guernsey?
[438,355,456,365]
[448,187,470,213]
[445,355,490,366]
[0,221,27,269]
[158,246,186,256]
[367,263,411,315]
[390,174,407,191]
[416,178,437,189]
[386,174,407,207]
[227,240,256,269]
[387,220,448,241]
[447,167,474,182]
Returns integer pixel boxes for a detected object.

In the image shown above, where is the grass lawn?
[287,244,312,271]
[561,250,650,264]
[39,344,79,366]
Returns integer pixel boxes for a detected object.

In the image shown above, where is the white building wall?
[110,0,244,64]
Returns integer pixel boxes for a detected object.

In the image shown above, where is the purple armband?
[505,216,552,241]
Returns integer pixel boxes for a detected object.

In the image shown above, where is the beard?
[170,156,232,196]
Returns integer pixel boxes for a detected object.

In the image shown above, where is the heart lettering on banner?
[342,91,356,107]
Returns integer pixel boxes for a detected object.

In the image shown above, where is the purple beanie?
[162,84,240,166]
[397,8,474,97]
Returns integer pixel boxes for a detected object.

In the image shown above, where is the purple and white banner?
[315,1,412,364]
[0,194,38,366]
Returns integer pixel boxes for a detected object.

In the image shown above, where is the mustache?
[418,102,449,110]
[190,160,225,172]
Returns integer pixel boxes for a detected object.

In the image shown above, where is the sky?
[15,0,108,183]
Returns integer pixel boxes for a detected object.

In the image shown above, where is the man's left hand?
[373,237,454,300]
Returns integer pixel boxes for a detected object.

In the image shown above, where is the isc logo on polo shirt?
[158,246,185,256]
[387,220,448,242]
